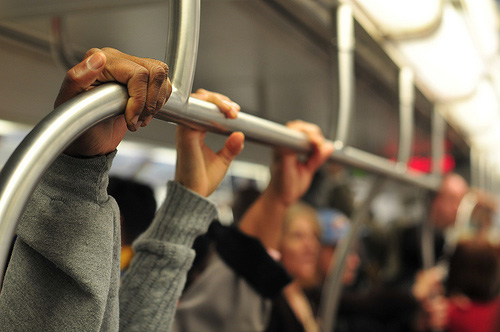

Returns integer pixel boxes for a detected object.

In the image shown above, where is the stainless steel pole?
[318,176,386,332]
[0,84,128,284]
[0,0,200,286]
[397,67,414,169]
[431,107,445,176]
[332,2,355,148]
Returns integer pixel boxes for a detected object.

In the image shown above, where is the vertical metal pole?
[478,152,486,191]
[332,2,355,149]
[470,147,479,189]
[421,201,435,270]
[319,176,386,332]
[50,16,80,71]
[165,0,200,107]
[397,67,414,170]
[423,106,445,269]
[431,107,445,176]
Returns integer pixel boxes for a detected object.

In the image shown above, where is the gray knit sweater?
[0,152,217,332]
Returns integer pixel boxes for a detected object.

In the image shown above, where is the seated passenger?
[0,48,244,331]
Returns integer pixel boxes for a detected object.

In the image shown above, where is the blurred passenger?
[445,240,500,332]
[265,202,322,332]
[107,176,157,272]
[396,173,469,286]
[386,173,469,331]
[310,209,420,332]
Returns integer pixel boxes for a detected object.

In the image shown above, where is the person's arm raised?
[119,89,244,332]
[239,120,333,250]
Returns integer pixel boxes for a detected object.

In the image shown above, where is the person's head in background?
[317,208,359,286]
[279,202,321,288]
[429,173,469,231]
[108,176,157,247]
[446,239,500,302]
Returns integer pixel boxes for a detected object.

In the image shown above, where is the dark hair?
[446,240,500,302]
[108,176,157,245]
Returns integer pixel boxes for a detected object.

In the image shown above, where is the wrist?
[262,188,291,210]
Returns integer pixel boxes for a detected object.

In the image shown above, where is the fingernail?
[86,53,104,71]
[231,101,241,111]
[222,100,233,112]
[135,120,143,130]
[130,114,140,126]
[143,115,154,126]
[229,109,238,119]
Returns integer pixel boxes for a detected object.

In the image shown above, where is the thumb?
[217,132,245,166]
[55,52,107,108]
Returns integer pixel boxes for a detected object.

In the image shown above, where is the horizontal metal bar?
[160,89,441,191]
[0,24,52,55]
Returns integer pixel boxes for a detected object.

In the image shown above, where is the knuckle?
[158,62,169,77]
[142,107,156,118]
[151,66,167,85]
[84,48,101,59]
[148,59,169,77]
[101,47,116,53]
[66,68,79,83]
[134,66,150,83]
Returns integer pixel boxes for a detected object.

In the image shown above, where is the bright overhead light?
[446,79,500,137]
[461,0,500,59]
[396,3,484,101]
[355,0,442,35]
[470,124,500,152]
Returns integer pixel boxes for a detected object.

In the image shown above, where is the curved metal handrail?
[0,84,128,284]
[50,16,80,71]
[0,0,200,286]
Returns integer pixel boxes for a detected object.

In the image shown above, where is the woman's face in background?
[280,215,321,285]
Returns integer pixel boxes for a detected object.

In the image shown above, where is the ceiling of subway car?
[0,0,485,173]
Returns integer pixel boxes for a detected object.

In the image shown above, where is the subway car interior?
[1,0,500,331]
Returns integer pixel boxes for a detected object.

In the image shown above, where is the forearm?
[119,181,217,332]
[238,189,288,250]
[0,153,120,331]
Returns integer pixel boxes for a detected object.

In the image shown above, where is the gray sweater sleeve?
[119,181,218,332]
[0,152,121,332]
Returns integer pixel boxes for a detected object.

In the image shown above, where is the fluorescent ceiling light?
[462,0,500,59]
[396,3,484,101]
[470,123,500,152]
[446,79,500,137]
[355,0,442,35]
